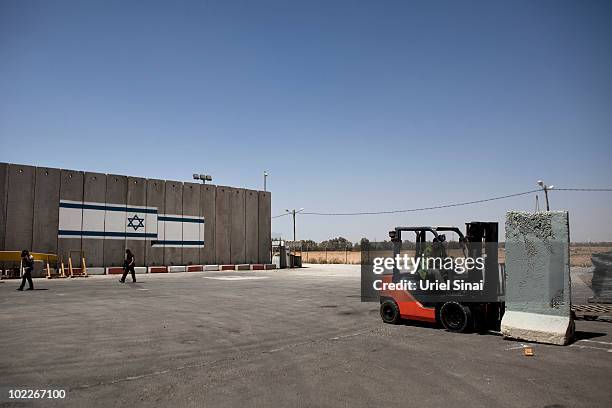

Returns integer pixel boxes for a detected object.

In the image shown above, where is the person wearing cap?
[18,250,34,291]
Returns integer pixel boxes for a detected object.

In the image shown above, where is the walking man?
[18,250,34,291]
[120,249,136,283]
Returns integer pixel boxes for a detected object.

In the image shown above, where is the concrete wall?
[145,179,165,266]
[5,164,35,251]
[182,182,200,265]
[258,191,271,264]
[58,169,83,265]
[215,186,232,264]
[82,172,106,268]
[127,176,147,266]
[0,163,271,267]
[230,188,246,264]
[245,189,259,264]
[164,181,183,266]
[32,167,60,254]
[200,185,216,265]
[0,163,7,251]
[103,174,127,267]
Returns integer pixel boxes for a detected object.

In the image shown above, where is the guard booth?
[271,240,302,268]
[272,239,289,268]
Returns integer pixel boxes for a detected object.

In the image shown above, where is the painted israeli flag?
[58,200,204,247]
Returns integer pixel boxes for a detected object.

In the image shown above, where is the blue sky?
[1,0,611,242]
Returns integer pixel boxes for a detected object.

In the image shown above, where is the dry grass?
[299,245,612,267]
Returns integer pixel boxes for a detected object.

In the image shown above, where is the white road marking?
[203,276,269,281]
[576,339,612,346]
[570,344,612,352]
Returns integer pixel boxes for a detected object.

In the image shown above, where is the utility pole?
[285,208,304,243]
[537,180,554,211]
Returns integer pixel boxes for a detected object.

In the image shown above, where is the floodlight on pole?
[193,174,213,184]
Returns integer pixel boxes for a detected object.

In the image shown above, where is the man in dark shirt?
[18,250,34,291]
[120,249,136,283]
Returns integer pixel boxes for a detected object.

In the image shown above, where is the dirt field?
[300,245,612,267]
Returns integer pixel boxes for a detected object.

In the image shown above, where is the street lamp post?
[285,208,304,243]
[537,180,554,211]
[263,171,268,192]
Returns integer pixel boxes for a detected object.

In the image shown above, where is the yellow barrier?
[0,251,60,279]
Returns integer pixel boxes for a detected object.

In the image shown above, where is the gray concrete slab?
[200,184,216,265]
[82,172,106,267]
[126,176,146,266]
[0,162,9,250]
[32,167,60,254]
[103,174,127,267]
[57,169,84,266]
[230,188,246,264]
[5,164,35,251]
[164,181,183,266]
[0,264,610,408]
[258,191,271,264]
[245,189,259,264]
[215,186,231,265]
[182,182,200,265]
[145,179,165,266]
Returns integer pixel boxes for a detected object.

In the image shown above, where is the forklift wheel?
[440,302,472,333]
[380,300,401,324]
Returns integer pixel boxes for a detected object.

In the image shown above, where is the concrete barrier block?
[87,267,106,275]
[106,267,124,275]
[203,265,219,271]
[221,264,235,271]
[200,185,216,265]
[135,267,147,274]
[149,266,168,273]
[187,265,203,272]
[215,186,231,265]
[32,167,60,254]
[501,311,574,346]
[236,264,250,270]
[168,265,186,273]
[501,211,573,345]
[264,264,275,270]
[5,164,35,251]
[251,264,264,270]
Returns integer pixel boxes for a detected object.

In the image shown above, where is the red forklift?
[379,222,504,332]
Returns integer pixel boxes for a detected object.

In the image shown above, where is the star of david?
[127,214,145,231]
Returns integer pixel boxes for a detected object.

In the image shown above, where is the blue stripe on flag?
[59,202,157,214]
[151,240,205,245]
[58,230,157,238]
[158,216,204,223]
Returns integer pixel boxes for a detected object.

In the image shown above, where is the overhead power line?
[272,187,612,218]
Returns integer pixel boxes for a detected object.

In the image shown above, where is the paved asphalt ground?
[1,264,611,408]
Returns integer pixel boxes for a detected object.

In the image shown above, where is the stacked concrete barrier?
[501,211,574,345]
